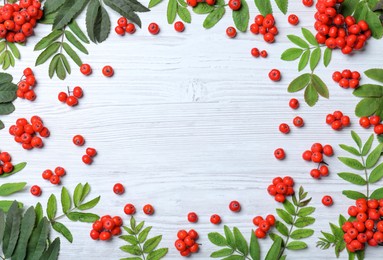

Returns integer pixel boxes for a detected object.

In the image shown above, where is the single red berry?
[332,71,342,82]
[274,193,285,203]
[177,230,188,240]
[289,98,299,109]
[326,114,336,124]
[175,240,186,252]
[260,50,268,58]
[288,14,299,25]
[124,204,136,215]
[320,165,329,176]
[188,212,198,223]
[93,220,103,232]
[184,236,195,247]
[279,123,290,134]
[226,26,237,38]
[322,195,333,206]
[302,0,313,6]
[189,243,199,253]
[228,0,241,10]
[370,115,381,126]
[274,148,285,160]
[174,21,185,32]
[341,116,351,126]
[148,23,160,35]
[255,228,266,238]
[82,155,93,165]
[311,152,323,163]
[125,23,136,34]
[73,135,85,146]
[251,48,260,57]
[188,229,199,239]
[229,200,241,212]
[266,214,276,226]
[115,26,125,35]
[302,150,313,161]
[49,175,60,185]
[66,96,78,106]
[253,216,263,226]
[80,64,92,75]
[117,17,128,27]
[73,86,83,98]
[86,147,97,157]
[42,169,53,180]
[23,67,33,77]
[102,65,114,77]
[54,167,66,177]
[113,183,125,195]
[90,229,100,240]
[99,231,111,241]
[58,92,68,102]
[210,214,221,224]
[112,216,123,227]
[143,204,154,215]
[323,145,334,156]
[30,185,41,196]
[269,69,281,81]
[310,169,321,179]
[103,219,115,231]
[293,116,304,127]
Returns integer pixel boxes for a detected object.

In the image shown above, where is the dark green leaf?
[275,220,289,236]
[249,231,260,260]
[276,209,293,224]
[288,73,310,93]
[60,54,71,74]
[0,103,15,115]
[0,72,12,84]
[369,162,383,183]
[365,68,383,83]
[294,217,315,228]
[265,237,282,260]
[167,0,177,24]
[304,83,319,107]
[146,248,168,260]
[341,0,359,16]
[103,0,143,27]
[130,216,136,230]
[281,48,303,61]
[48,54,60,78]
[299,198,312,207]
[68,20,89,43]
[222,256,245,260]
[210,248,235,258]
[366,143,383,168]
[254,0,272,16]
[0,120,3,130]
[233,0,249,32]
[366,9,383,39]
[53,0,89,30]
[338,172,367,185]
[44,0,66,15]
[338,157,365,170]
[26,217,50,259]
[275,0,288,14]
[286,241,307,250]
[0,209,4,243]
[339,144,361,156]
[143,235,162,253]
[52,221,73,243]
[35,42,60,66]
[310,47,321,71]
[342,190,366,200]
[0,200,23,213]
[35,203,43,224]
[311,74,329,98]
[13,207,36,260]
[65,30,88,54]
[290,229,314,239]
[62,42,82,66]
[362,134,375,156]
[208,232,228,246]
[0,83,17,103]
[323,47,332,67]
[193,3,214,14]
[55,57,66,80]
[40,237,60,260]
[224,225,236,249]
[233,227,248,255]
[3,201,21,258]
[351,131,362,148]
[86,0,100,43]
[0,182,26,196]
[178,6,191,23]
[203,7,225,29]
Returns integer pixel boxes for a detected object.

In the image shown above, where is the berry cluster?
[0,1,43,43]
[332,69,360,89]
[359,115,383,135]
[314,0,371,54]
[326,110,351,130]
[0,151,13,174]
[42,167,66,185]
[342,198,383,252]
[115,17,136,36]
[9,116,49,150]
[90,215,123,241]
[267,176,294,203]
[30,185,41,196]
[251,48,267,58]
[302,143,333,179]
[175,229,200,257]
[17,67,37,101]
[250,14,278,43]
[187,0,217,8]
[252,214,276,238]
[58,86,83,107]
[124,203,155,215]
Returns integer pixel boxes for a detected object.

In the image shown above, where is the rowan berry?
[24,90,36,101]
[374,124,383,135]
[66,96,78,106]
[323,145,333,156]
[341,116,350,126]
[319,165,329,176]
[82,155,93,165]
[302,0,313,6]
[226,26,237,38]
[326,114,335,124]
[293,116,304,127]
[310,169,321,179]
[264,32,275,43]
[148,23,160,35]
[260,50,268,58]
[187,212,198,223]
[322,195,333,206]
[259,220,271,232]
[30,185,41,196]
[177,230,188,240]
[124,203,136,215]
[189,243,199,253]
[331,120,342,130]
[175,240,186,251]
[206,0,216,5]
[288,14,299,25]
[268,69,281,81]
[115,26,125,35]
[267,185,277,196]
[73,135,85,146]
[274,148,285,160]
[228,0,241,10]
[93,220,103,232]
[111,226,121,236]
[210,214,221,224]
[229,200,241,212]
[58,92,68,102]
[73,86,83,98]
[251,48,260,57]
[332,71,342,82]
[49,175,60,185]
[255,228,266,238]
[180,249,191,257]
[370,115,381,126]
[302,150,313,161]
[85,148,97,157]
[54,167,66,177]
[174,21,185,32]
[143,204,154,215]
[289,98,299,109]
[311,152,323,163]
[99,231,111,241]
[102,65,114,77]
[125,23,136,34]
[274,193,285,203]
[90,229,100,240]
[253,216,263,226]
[117,17,128,27]
[42,169,53,180]
[113,183,125,195]
[103,219,115,231]
[31,136,43,148]
[184,236,194,247]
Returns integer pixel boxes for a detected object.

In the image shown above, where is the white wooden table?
[1,1,382,259]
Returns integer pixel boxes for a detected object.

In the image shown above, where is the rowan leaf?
[254,0,272,16]
[208,232,228,246]
[301,28,318,46]
[232,0,249,32]
[342,190,366,200]
[338,157,365,170]
[287,35,309,48]
[53,0,89,30]
[35,42,60,66]
[281,48,303,61]
[203,7,225,29]
[233,227,248,255]
[304,83,319,107]
[167,0,177,24]
[338,172,367,185]
[365,68,383,83]
[288,73,310,92]
[323,47,332,67]
[52,221,73,243]
[0,182,26,196]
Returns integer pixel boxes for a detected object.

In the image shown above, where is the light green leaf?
[232,0,249,32]
[193,3,214,14]
[233,227,248,256]
[276,209,293,224]
[365,68,383,83]
[208,232,228,246]
[138,226,152,243]
[61,187,71,214]
[370,187,383,199]
[310,47,321,71]
[7,43,20,59]
[177,6,191,23]
[254,0,272,16]
[304,83,319,107]
[290,229,314,239]
[249,231,260,260]
[339,144,361,156]
[281,48,303,61]
[224,225,236,249]
[338,172,367,185]
[77,196,100,210]
[301,28,318,46]
[210,248,235,258]
[143,235,162,253]
[338,157,365,170]
[52,221,73,243]
[265,237,282,260]
[275,0,288,14]
[362,134,375,156]
[369,162,383,183]
[294,216,315,228]
[47,194,57,220]
[203,7,225,29]
[342,190,366,200]
[297,207,315,217]
[286,241,307,250]
[298,50,310,71]
[148,0,163,8]
[146,248,168,260]
[167,0,177,24]
[287,35,309,48]
[366,143,383,168]
[0,182,26,196]
[73,183,83,207]
[323,47,332,67]
[351,131,362,148]
[275,220,289,236]
[287,73,310,93]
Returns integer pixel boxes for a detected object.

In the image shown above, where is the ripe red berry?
[289,98,299,109]
[228,0,241,10]
[50,175,60,185]
[288,14,299,25]
[66,96,78,106]
[293,116,304,127]
[54,167,66,177]
[323,144,334,156]
[42,169,53,180]
[86,147,97,157]
[310,169,321,179]
[255,228,266,238]
[124,204,136,215]
[370,115,381,126]
[322,195,333,206]
[148,23,160,35]
[177,230,188,240]
[302,0,313,6]
[269,69,281,81]
[279,123,290,134]
[58,92,68,102]
[80,64,92,75]
[99,231,111,241]
[260,50,268,58]
[274,148,285,160]
[226,26,237,38]
[174,21,185,32]
[73,135,85,146]
[125,23,136,34]
[251,48,260,57]
[320,165,329,176]
[102,65,114,77]
[175,240,187,252]
[90,229,100,240]
[229,200,241,212]
[143,204,154,215]
[82,155,93,165]
[117,17,128,27]
[274,193,285,203]
[302,150,313,161]
[30,185,41,196]
[73,86,83,98]
[210,214,221,224]
[187,212,198,223]
[113,183,125,195]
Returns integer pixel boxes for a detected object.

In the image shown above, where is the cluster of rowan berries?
[115,17,136,36]
[72,134,97,165]
[0,1,43,43]
[58,86,83,107]
[175,229,200,257]
[251,48,267,58]
[250,14,278,43]
[90,215,123,241]
[42,167,66,185]
[252,214,276,238]
[9,116,49,150]
[314,0,371,54]
[342,198,383,252]
[124,203,155,215]
[326,110,351,130]
[302,143,333,179]
[359,115,383,135]
[0,151,13,174]
[332,69,361,89]
[17,67,36,101]
[267,176,294,203]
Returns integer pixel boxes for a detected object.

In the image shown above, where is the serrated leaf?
[362,135,375,156]
[233,0,249,32]
[290,229,314,239]
[52,222,73,243]
[209,232,228,246]
[7,43,20,59]
[249,231,260,260]
[178,6,191,23]
[281,48,303,61]
[47,194,57,220]
[86,0,100,43]
[276,209,293,224]
[53,0,89,30]
[35,42,60,66]
[310,47,321,71]
[339,144,361,156]
[3,201,21,258]
[287,35,309,48]
[147,248,168,260]
[48,54,60,79]
[193,3,214,14]
[366,143,383,168]
[40,237,60,260]
[120,245,142,255]
[60,54,71,74]
[371,186,383,199]
[73,183,83,207]
[65,30,88,54]
[297,207,315,217]
[338,157,365,170]
[369,162,383,183]
[148,0,163,8]
[61,187,71,214]
[55,57,66,80]
[298,50,310,71]
[130,216,136,230]
[26,217,50,259]
[295,217,315,228]
[288,73,310,93]
[304,83,319,107]
[62,42,82,66]
[210,248,235,258]
[138,226,152,243]
[143,235,162,253]
[275,220,289,236]
[0,72,12,84]
[366,9,383,39]
[311,74,329,98]
[68,20,89,43]
[283,200,295,215]
[77,196,100,210]
[44,0,66,15]
[119,235,139,245]
[265,237,282,260]
[66,212,99,223]
[275,0,288,14]
[103,0,144,27]
[286,241,307,250]
[342,190,366,200]
[0,182,26,196]
[338,172,367,185]
[135,221,145,233]
[167,0,177,24]
[365,68,383,83]
[233,227,248,255]
[35,203,43,224]
[80,183,91,202]
[203,7,225,29]
[123,226,135,235]
[302,28,318,46]
[351,131,363,148]
[224,225,236,249]
[323,48,332,67]
[12,207,36,260]
[254,0,272,16]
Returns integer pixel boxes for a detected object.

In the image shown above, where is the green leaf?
[143,235,162,253]
[287,35,309,48]
[135,221,145,233]
[321,231,336,243]
[310,47,321,71]
[66,212,99,222]
[40,237,60,260]
[138,226,152,243]
[294,216,315,228]
[276,209,293,224]
[47,194,57,220]
[352,131,363,149]
[304,83,319,107]
[0,182,26,196]
[365,68,383,83]
[148,0,163,8]
[290,229,314,239]
[178,6,191,23]
[297,207,315,217]
[353,84,383,97]
[224,225,236,249]
[193,3,214,14]
[208,232,228,246]
[286,241,308,250]
[35,42,60,66]
[146,248,168,260]
[298,50,310,71]
[371,187,383,199]
[55,57,67,80]
[68,20,89,43]
[62,42,82,66]
[254,0,272,16]
[233,0,249,32]
[338,157,365,170]
[233,227,248,255]
[323,48,332,67]
[86,0,100,43]
[130,216,136,230]
[80,183,91,202]
[13,207,36,260]
[0,209,4,242]
[283,200,295,215]
[366,143,383,168]
[119,235,138,245]
[0,200,23,213]
[167,0,177,24]
[265,237,282,260]
[44,0,66,15]
[222,256,245,260]
[53,0,89,30]
[275,220,289,236]
[35,203,43,224]
[65,30,88,54]
[0,72,12,84]
[362,135,375,156]
[77,196,100,210]
[103,0,146,28]
[0,103,15,115]
[203,7,225,29]
[339,214,347,227]
[366,9,383,39]
[61,187,71,214]
[311,74,329,98]
[52,221,73,243]
[26,217,50,260]
[0,83,17,103]
[342,190,366,200]
[0,120,3,130]
[275,0,288,14]
[211,248,235,258]
[302,28,318,46]
[120,245,142,255]
[7,43,20,59]
[338,172,367,185]
[281,48,303,61]
[249,231,260,260]
[60,54,71,74]
[341,0,359,16]
[3,201,21,258]
[288,73,311,93]
[339,144,361,156]
[48,54,60,79]
[73,183,83,207]
[355,97,381,117]
[369,162,383,183]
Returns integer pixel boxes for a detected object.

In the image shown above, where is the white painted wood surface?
[1,1,383,259]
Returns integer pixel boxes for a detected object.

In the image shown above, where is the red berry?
[229,200,241,212]
[226,26,237,38]
[102,65,114,77]
[86,147,97,157]
[293,116,304,127]
[289,98,299,109]
[322,195,333,206]
[30,185,41,196]
[310,169,321,179]
[66,96,78,106]
[279,123,290,134]
[288,14,299,25]
[210,214,221,224]
[188,229,199,239]
[302,0,313,7]
[125,23,136,34]
[174,21,185,32]
[82,155,93,165]
[274,148,285,160]
[251,48,260,57]
[311,152,323,163]
[177,230,188,240]
[187,212,198,223]
[80,64,92,75]
[148,23,160,35]
[228,0,241,10]
[370,115,381,126]
[341,116,350,126]
[143,204,154,215]
[323,145,334,156]
[73,86,83,98]
[73,134,85,146]
[90,229,100,240]
[175,239,186,252]
[117,17,127,27]
[58,92,68,102]
[49,175,60,185]
[274,193,285,203]
[42,169,53,180]
[99,231,111,241]
[54,167,66,177]
[269,69,281,81]
[266,214,276,226]
[302,150,313,161]
[124,204,136,215]
[255,228,266,238]
[320,165,329,176]
[113,183,125,195]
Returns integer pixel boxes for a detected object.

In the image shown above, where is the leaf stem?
[52,206,79,222]
[133,232,146,260]
[359,149,370,198]
[59,27,66,54]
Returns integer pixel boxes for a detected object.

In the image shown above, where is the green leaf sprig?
[0,41,21,70]
[282,28,330,107]
[0,73,20,130]
[119,216,168,260]
[337,131,383,200]
[254,0,288,15]
[317,215,348,258]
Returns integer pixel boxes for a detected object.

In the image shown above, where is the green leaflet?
[193,3,215,14]
[0,182,26,196]
[35,42,61,66]
[64,30,88,54]
[68,21,90,43]
[287,73,310,92]
[274,0,288,14]
[232,0,250,32]
[254,0,272,16]
[149,0,163,8]
[53,0,89,30]
[3,201,21,258]
[52,222,73,243]
[281,48,303,61]
[365,68,383,83]
[177,6,191,23]
[12,207,36,260]
[203,7,225,29]
[304,84,318,107]
[167,0,177,24]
